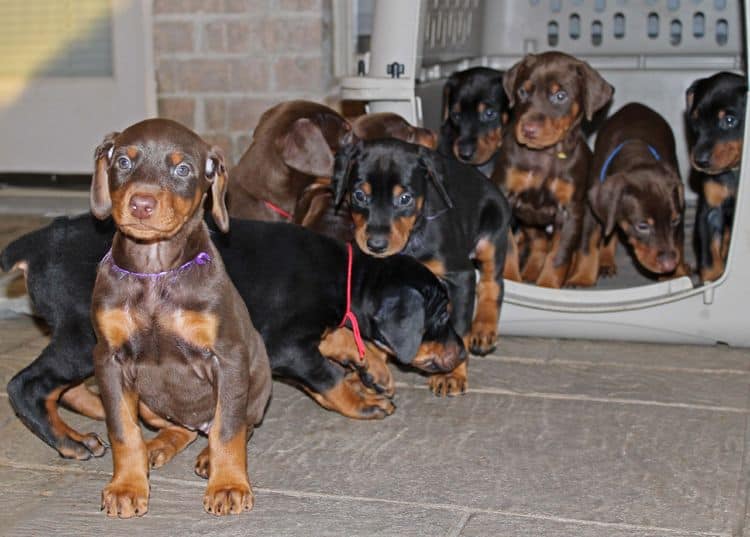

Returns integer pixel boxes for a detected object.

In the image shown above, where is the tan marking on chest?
[421,258,446,278]
[96,308,141,348]
[506,167,544,193]
[166,310,219,350]
[547,177,574,205]
[704,181,731,208]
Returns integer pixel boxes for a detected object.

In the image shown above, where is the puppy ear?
[206,146,230,233]
[503,55,534,108]
[332,135,359,208]
[442,75,460,121]
[373,287,425,365]
[685,81,698,111]
[410,126,439,150]
[279,118,336,177]
[90,132,118,220]
[576,60,614,121]
[673,181,686,213]
[418,146,453,209]
[589,173,626,237]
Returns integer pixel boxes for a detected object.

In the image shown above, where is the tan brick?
[200,133,234,165]
[154,21,194,55]
[273,56,323,91]
[225,0,268,12]
[153,0,225,14]
[229,59,271,92]
[263,18,322,53]
[226,98,279,131]
[176,59,231,93]
[205,98,228,131]
[277,0,321,11]
[202,21,227,52]
[226,19,266,53]
[155,59,179,93]
[158,97,197,128]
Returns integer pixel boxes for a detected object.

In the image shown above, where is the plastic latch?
[387,62,405,79]
[703,285,715,305]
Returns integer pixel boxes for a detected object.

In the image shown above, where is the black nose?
[457,143,475,161]
[693,150,712,169]
[657,251,678,273]
[366,236,389,253]
[129,194,157,220]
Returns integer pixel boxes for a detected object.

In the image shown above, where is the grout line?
[446,511,472,537]
[392,382,750,414]
[0,459,729,536]
[731,404,750,535]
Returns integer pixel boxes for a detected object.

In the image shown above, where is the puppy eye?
[517,87,528,100]
[396,192,414,207]
[352,189,370,205]
[719,114,738,130]
[175,163,191,177]
[551,90,568,103]
[635,221,651,233]
[450,111,461,123]
[671,216,682,227]
[116,156,132,170]
[481,107,498,122]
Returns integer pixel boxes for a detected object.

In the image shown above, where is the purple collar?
[101,249,212,280]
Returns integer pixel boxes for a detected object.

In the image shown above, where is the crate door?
[0,0,155,174]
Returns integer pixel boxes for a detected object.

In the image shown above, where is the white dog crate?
[340,0,750,346]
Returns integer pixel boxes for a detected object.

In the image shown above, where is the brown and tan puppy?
[493,51,613,288]
[352,112,438,149]
[90,119,272,518]
[586,103,689,280]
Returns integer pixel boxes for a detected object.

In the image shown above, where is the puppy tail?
[1,234,33,274]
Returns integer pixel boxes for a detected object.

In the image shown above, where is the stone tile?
[0,317,46,355]
[7,470,460,537]
[0,467,69,534]
[394,356,750,410]
[459,513,706,537]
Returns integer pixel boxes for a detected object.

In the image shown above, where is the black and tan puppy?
[686,71,746,281]
[333,139,511,394]
[493,51,613,288]
[89,119,272,517]
[438,67,508,177]
[588,103,689,281]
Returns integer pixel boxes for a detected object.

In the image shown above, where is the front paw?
[101,479,149,518]
[468,319,497,355]
[428,362,468,397]
[203,481,254,516]
[57,432,108,460]
[599,262,617,277]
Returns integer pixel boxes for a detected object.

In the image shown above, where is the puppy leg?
[139,403,198,469]
[565,208,601,287]
[60,383,105,420]
[521,228,549,282]
[469,237,501,355]
[502,228,522,282]
[598,234,618,277]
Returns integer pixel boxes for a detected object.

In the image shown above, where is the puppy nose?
[366,236,389,253]
[457,143,475,161]
[693,151,712,169]
[657,251,678,273]
[129,194,157,220]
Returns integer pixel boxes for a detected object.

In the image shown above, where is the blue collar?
[599,140,661,182]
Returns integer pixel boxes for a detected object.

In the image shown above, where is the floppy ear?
[279,118,335,177]
[685,81,698,111]
[417,146,453,209]
[373,288,425,365]
[332,136,359,208]
[576,60,614,121]
[206,146,230,233]
[503,55,534,108]
[90,132,118,220]
[674,181,686,213]
[410,126,439,150]
[442,75,459,121]
[589,173,626,237]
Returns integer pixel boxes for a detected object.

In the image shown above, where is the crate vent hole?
[548,20,559,46]
[594,0,606,12]
[551,0,562,13]
[570,13,581,40]
[592,20,603,46]
[716,18,728,45]
[667,0,680,12]
[714,0,727,10]
[647,12,659,39]
[693,12,705,38]
[614,12,625,38]
[670,19,682,46]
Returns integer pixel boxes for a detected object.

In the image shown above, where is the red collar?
[263,200,292,220]
[338,243,366,362]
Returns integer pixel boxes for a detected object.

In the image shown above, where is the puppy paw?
[428,362,468,397]
[599,263,617,277]
[101,479,149,518]
[194,448,210,479]
[203,482,253,516]
[57,432,108,460]
[468,320,497,356]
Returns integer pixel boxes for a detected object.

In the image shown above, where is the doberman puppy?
[2,215,465,460]
[587,103,689,281]
[228,100,352,232]
[685,72,746,282]
[492,51,613,288]
[333,139,511,394]
[438,66,508,178]
[352,112,438,150]
[88,119,272,517]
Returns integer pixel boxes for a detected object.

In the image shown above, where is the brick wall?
[152,0,335,165]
